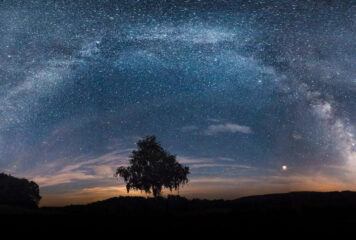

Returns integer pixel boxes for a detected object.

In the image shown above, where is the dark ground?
[2,191,356,237]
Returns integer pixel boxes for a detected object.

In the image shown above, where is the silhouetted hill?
[36,191,356,215]
[234,190,356,209]
[3,191,356,236]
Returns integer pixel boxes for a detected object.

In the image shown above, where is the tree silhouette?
[115,136,189,197]
[0,173,41,208]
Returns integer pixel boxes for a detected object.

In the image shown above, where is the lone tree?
[115,136,189,197]
[0,173,41,208]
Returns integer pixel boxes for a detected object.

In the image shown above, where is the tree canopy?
[0,173,41,208]
[115,136,189,197]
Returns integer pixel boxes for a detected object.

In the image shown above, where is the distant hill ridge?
[3,191,356,215]
[3,191,356,235]
[234,191,356,209]
[89,190,356,205]
[40,190,356,214]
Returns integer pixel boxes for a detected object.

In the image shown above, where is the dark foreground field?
[2,191,356,236]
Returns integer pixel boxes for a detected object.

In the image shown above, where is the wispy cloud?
[40,171,356,206]
[177,156,214,164]
[189,163,253,170]
[203,123,253,135]
[32,171,98,188]
[27,151,129,188]
[177,156,255,176]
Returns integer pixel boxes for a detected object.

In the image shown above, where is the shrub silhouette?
[0,173,41,208]
[115,136,189,197]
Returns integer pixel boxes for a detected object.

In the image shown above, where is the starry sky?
[0,0,355,206]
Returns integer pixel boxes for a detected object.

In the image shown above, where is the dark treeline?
[0,173,41,209]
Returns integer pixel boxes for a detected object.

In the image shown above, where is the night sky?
[0,0,355,206]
